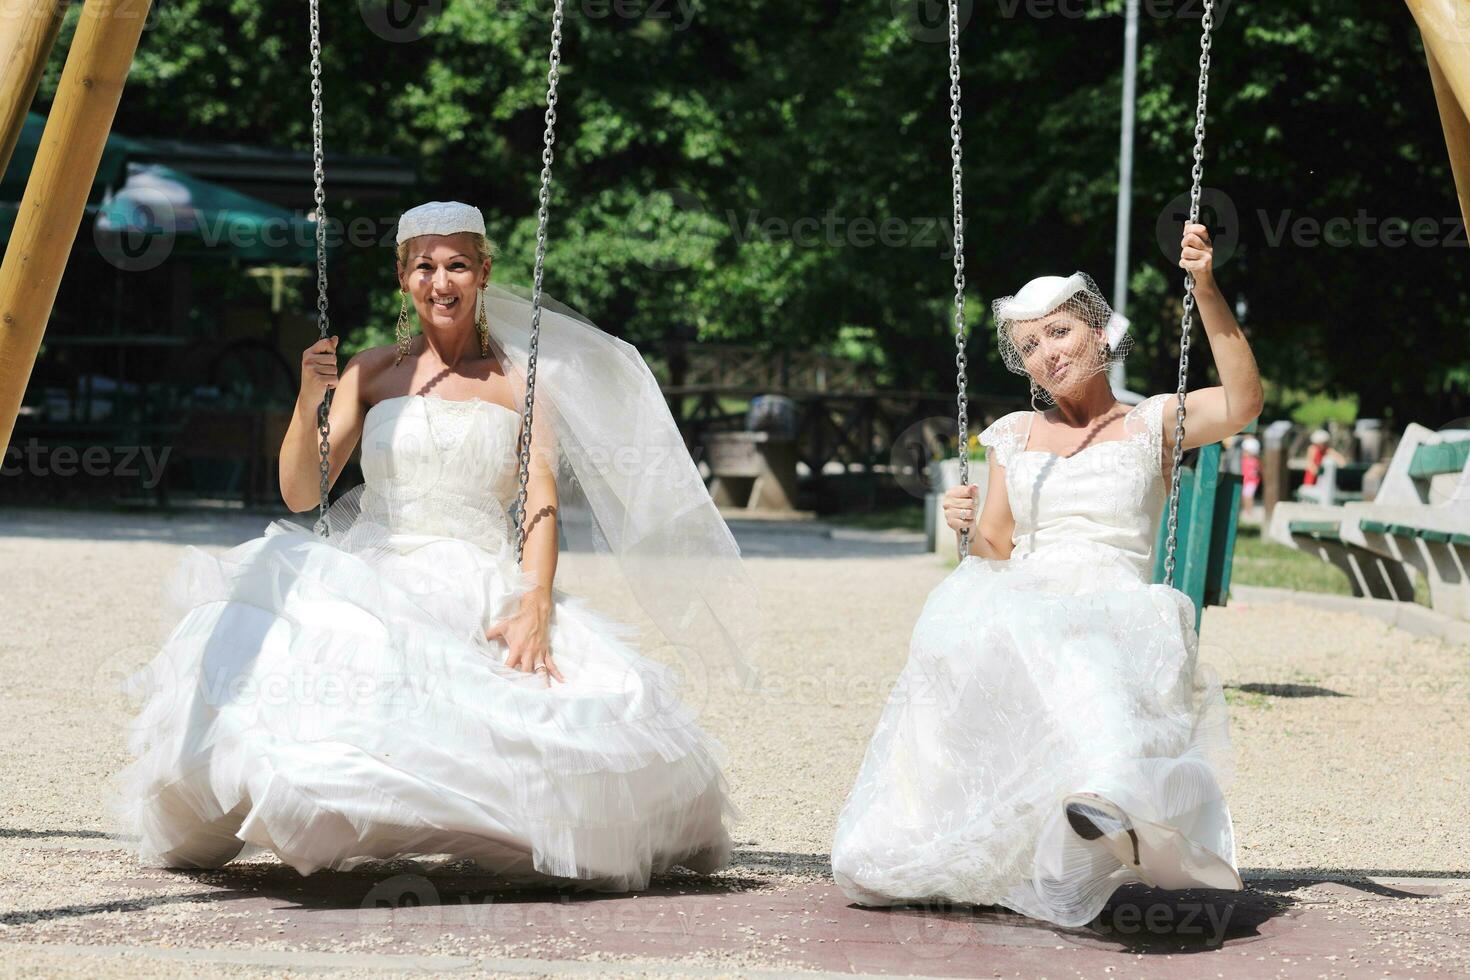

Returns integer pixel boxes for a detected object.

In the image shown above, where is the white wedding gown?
[113,393,733,890]
[831,394,1238,927]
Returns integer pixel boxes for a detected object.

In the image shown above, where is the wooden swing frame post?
[0,0,72,176]
[0,0,151,451]
[1404,0,1470,230]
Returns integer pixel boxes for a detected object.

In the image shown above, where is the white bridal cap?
[395,200,486,244]
[993,272,1131,350]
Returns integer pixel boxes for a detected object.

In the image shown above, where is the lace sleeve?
[978,412,1025,469]
[1131,393,1171,459]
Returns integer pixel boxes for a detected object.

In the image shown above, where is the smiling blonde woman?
[112,201,758,892]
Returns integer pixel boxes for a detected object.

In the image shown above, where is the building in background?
[0,113,413,506]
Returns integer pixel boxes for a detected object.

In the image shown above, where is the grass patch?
[1224,688,1273,710]
[830,502,927,533]
[678,395,750,419]
[1228,525,1431,605]
[1228,525,1357,595]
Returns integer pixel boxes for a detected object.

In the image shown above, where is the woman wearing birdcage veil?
[111,201,759,892]
[831,223,1265,927]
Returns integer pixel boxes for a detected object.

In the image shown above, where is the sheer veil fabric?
[482,283,760,692]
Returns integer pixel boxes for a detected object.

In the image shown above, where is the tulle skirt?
[110,507,734,891]
[830,545,1237,927]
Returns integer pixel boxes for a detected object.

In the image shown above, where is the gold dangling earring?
[394,290,413,365]
[1030,379,1045,413]
[476,286,490,359]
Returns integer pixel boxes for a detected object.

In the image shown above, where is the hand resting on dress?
[485,588,564,685]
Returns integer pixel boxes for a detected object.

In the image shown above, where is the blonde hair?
[395,231,499,274]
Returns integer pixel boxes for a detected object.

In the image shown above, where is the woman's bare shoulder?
[345,343,398,371]
[342,344,399,391]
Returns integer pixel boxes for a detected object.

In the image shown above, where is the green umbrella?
[0,111,142,201]
[3,113,323,264]
[91,161,320,263]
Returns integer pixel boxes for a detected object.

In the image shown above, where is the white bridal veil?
[481,282,761,692]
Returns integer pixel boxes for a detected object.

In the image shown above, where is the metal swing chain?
[309,0,333,537]
[513,0,566,566]
[1161,0,1214,588]
[948,0,971,556]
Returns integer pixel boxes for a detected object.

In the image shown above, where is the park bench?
[1268,423,1470,619]
[1291,457,1371,506]
[1149,437,1248,635]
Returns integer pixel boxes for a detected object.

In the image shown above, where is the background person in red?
[1303,429,1348,487]
[1241,436,1262,517]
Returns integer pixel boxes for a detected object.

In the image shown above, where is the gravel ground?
[0,507,1466,977]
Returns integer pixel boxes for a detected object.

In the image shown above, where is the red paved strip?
[49,870,1466,977]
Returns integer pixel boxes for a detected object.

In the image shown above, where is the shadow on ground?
[1231,681,1349,698]
[829,867,1465,956]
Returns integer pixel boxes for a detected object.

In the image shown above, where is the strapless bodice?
[978,394,1170,581]
[356,394,522,554]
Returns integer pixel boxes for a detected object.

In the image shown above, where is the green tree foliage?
[32,0,1469,424]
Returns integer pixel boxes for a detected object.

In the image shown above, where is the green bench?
[1291,460,1371,505]
[1298,518,1470,549]
[1356,518,1470,547]
[1286,519,1342,540]
[1409,439,1470,480]
[1150,433,1250,634]
[1274,426,1470,618]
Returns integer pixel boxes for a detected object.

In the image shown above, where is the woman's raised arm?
[1161,221,1265,453]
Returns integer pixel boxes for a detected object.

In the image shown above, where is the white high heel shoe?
[1062,791,1243,892]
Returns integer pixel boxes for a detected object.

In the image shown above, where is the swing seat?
[1150,437,1249,633]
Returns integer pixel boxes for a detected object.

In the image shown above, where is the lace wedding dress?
[831,393,1239,927]
[112,393,733,890]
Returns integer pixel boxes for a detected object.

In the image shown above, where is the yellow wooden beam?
[1405,0,1470,226]
[0,0,73,179]
[0,0,151,450]
[1425,44,1470,228]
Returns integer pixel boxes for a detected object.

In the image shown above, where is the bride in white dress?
[831,223,1264,927]
[111,201,757,891]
